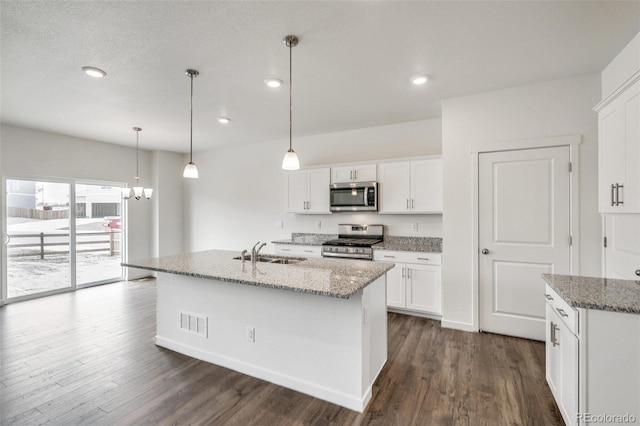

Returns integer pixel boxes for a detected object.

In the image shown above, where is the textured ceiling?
[1,1,639,153]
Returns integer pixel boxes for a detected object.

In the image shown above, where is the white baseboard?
[155,336,369,413]
[440,319,477,332]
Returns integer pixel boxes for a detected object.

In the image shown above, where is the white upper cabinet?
[286,168,331,214]
[597,81,640,213]
[378,158,443,214]
[331,164,377,183]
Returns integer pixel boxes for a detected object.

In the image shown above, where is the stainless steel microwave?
[329,182,378,212]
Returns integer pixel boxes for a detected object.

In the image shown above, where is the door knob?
[481,249,489,255]
[636,270,640,277]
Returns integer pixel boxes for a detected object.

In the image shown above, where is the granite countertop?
[373,236,442,253]
[271,233,337,246]
[542,274,640,315]
[123,249,394,299]
[272,233,443,253]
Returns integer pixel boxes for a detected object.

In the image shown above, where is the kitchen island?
[124,250,394,412]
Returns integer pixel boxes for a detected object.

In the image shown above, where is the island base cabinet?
[154,272,387,413]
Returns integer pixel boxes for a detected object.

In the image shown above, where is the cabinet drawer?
[373,250,442,266]
[545,285,579,336]
[274,244,322,258]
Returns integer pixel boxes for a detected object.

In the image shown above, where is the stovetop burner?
[322,238,383,247]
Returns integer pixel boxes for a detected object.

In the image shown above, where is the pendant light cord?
[135,128,140,182]
[189,73,194,163]
[289,41,293,151]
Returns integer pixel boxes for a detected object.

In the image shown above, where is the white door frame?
[470,135,581,332]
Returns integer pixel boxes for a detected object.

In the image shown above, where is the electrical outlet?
[246,326,255,343]
[411,222,419,231]
[316,221,322,229]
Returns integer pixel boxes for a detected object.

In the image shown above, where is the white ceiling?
[1,1,639,153]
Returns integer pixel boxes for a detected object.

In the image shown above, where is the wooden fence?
[6,231,121,259]
[8,207,70,220]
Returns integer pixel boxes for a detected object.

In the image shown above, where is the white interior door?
[479,146,571,340]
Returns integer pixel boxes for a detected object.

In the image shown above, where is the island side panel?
[154,271,384,412]
[362,275,388,393]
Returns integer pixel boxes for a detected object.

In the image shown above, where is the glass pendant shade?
[282,149,300,170]
[183,162,199,178]
[133,186,144,200]
[122,187,132,199]
[143,188,153,199]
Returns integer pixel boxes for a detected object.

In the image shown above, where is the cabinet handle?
[556,308,569,318]
[412,199,415,208]
[616,184,624,205]
[417,257,430,261]
[406,199,409,210]
[551,322,560,347]
[544,294,553,300]
[401,267,405,278]
[611,184,616,207]
[407,268,411,279]
[304,250,314,253]
[350,170,353,180]
[281,248,291,252]
[354,170,358,180]
[384,255,396,259]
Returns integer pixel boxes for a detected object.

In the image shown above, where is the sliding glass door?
[4,179,72,299]
[2,178,125,302]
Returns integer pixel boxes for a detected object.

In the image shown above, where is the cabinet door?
[546,303,561,401]
[604,215,640,280]
[332,166,354,183]
[599,98,627,213]
[385,263,406,308]
[406,264,441,314]
[411,159,443,213]
[306,168,331,213]
[559,322,578,426]
[623,83,639,212]
[286,171,308,213]
[378,162,411,213]
[353,164,377,182]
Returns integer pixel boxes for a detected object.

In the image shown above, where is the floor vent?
[179,312,208,338]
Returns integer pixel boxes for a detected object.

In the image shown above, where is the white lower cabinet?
[274,244,322,258]
[545,284,640,426]
[373,250,442,316]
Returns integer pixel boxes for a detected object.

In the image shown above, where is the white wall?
[184,119,442,253]
[0,123,157,279]
[441,74,601,331]
[151,150,184,257]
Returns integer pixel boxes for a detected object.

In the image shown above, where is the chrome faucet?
[240,249,248,261]
[251,242,267,263]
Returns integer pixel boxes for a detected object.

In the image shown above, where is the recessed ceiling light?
[82,66,107,78]
[264,78,283,88]
[410,74,429,85]
[217,117,231,124]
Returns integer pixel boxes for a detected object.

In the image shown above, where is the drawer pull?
[544,294,553,301]
[384,255,396,259]
[417,257,430,261]
[304,250,313,253]
[281,248,291,252]
[556,308,569,318]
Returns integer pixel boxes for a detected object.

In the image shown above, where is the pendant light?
[183,69,200,178]
[123,127,153,200]
[281,35,300,171]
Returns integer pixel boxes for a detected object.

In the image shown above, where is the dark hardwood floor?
[0,279,563,425]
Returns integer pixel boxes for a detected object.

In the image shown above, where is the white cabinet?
[604,215,640,280]
[331,164,376,183]
[596,80,640,213]
[378,159,442,214]
[373,250,442,316]
[545,288,578,426]
[545,283,640,426]
[274,244,322,258]
[286,168,331,214]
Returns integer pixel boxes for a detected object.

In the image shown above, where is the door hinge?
[568,162,573,173]
[569,236,573,246]
[604,236,607,248]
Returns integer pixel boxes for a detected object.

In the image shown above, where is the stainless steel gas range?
[321,224,383,260]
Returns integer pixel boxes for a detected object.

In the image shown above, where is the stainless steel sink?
[233,255,304,264]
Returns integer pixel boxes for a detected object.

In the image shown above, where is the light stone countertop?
[272,233,443,253]
[542,274,640,315]
[123,249,394,299]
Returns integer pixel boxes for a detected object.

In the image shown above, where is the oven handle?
[321,251,372,260]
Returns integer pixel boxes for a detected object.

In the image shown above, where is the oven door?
[330,182,377,212]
